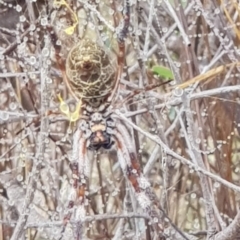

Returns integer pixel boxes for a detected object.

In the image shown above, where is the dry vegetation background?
[0,0,240,239]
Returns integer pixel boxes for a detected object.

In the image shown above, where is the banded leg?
[113,122,166,239]
[47,24,79,101]
[60,127,89,240]
[107,0,130,104]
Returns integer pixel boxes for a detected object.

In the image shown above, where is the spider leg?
[107,0,130,104]
[113,122,166,238]
[117,0,130,44]
[47,25,79,100]
[60,127,89,240]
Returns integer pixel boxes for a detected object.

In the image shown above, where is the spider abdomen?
[66,39,116,102]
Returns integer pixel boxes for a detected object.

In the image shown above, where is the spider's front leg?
[113,121,166,239]
[47,25,79,101]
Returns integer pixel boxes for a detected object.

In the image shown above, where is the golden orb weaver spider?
[48,0,167,239]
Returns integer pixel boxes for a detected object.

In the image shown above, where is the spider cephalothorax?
[80,112,115,151]
[66,39,117,103]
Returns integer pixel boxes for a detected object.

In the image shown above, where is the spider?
[48,0,166,239]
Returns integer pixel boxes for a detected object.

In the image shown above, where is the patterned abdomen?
[66,39,116,102]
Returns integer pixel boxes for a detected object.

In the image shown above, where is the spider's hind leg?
[113,121,166,239]
[59,127,89,240]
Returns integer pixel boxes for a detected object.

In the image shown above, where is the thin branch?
[124,84,240,118]
[213,210,240,240]
[79,0,115,32]
[10,36,51,240]
[164,0,191,46]
[25,213,150,228]
[143,0,155,56]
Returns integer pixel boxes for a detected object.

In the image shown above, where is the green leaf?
[151,65,174,80]
[168,107,176,121]
[168,0,187,8]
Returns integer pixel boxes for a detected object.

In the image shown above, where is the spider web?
[0,0,240,240]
